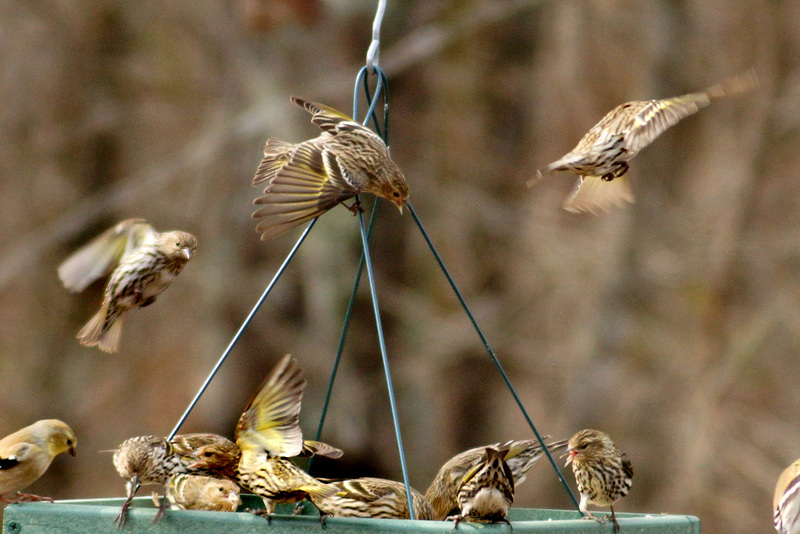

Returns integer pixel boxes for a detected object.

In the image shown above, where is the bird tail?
[562,175,635,214]
[706,68,758,100]
[77,302,122,353]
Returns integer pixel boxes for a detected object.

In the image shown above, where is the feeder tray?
[3,495,699,533]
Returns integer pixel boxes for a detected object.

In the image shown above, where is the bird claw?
[247,508,272,525]
[343,199,364,215]
[1,492,54,504]
[151,494,168,524]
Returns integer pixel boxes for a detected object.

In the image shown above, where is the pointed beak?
[562,447,575,466]
[181,248,192,260]
[229,491,242,508]
[394,199,407,214]
[69,446,77,457]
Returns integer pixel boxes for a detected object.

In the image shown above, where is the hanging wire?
[167,219,317,440]
[406,202,581,511]
[366,0,387,73]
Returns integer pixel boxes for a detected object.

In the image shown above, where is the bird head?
[39,419,77,457]
[161,231,197,261]
[563,429,614,467]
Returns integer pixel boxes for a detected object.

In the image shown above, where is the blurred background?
[0,0,794,532]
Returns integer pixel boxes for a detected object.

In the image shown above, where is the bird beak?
[394,199,407,214]
[229,492,241,507]
[69,446,77,457]
[181,248,192,260]
[561,447,575,466]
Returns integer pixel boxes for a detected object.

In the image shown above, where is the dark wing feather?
[0,456,19,469]
[626,94,711,153]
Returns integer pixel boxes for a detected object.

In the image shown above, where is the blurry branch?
[0,0,544,291]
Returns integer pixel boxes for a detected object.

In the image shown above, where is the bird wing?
[291,97,361,135]
[562,175,635,214]
[252,138,297,186]
[299,440,343,459]
[0,456,19,469]
[625,94,712,153]
[58,219,154,292]
[235,355,306,458]
[252,141,358,240]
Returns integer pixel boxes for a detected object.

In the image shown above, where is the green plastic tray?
[2,495,700,533]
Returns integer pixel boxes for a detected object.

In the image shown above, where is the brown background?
[0,1,795,532]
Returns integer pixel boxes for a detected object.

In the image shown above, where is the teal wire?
[168,218,317,440]
[406,202,581,511]
[355,204,416,520]
[310,199,379,455]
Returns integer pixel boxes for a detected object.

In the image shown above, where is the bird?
[447,446,515,527]
[163,474,241,512]
[774,458,800,534]
[564,429,633,533]
[111,433,239,525]
[0,419,76,503]
[251,96,409,241]
[314,477,434,520]
[58,218,197,353]
[234,354,342,517]
[532,70,758,214]
[425,437,568,520]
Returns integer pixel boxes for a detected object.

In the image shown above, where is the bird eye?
[175,242,180,247]
[203,451,214,458]
[392,192,400,197]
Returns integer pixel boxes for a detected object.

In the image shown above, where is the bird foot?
[247,508,272,525]
[114,499,133,529]
[446,514,462,532]
[151,493,168,523]
[344,199,364,215]
[601,162,629,181]
[1,492,55,504]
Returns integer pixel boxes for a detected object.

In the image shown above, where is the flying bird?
[533,70,758,214]
[251,97,409,240]
[58,219,196,353]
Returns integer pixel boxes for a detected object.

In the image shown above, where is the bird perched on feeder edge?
[0,419,76,503]
[564,429,633,534]
[315,477,434,520]
[425,437,568,520]
[163,474,241,512]
[58,218,196,353]
[447,446,515,528]
[234,354,342,518]
[531,69,758,214]
[251,96,409,240]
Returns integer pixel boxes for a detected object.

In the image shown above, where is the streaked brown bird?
[447,447,515,527]
[59,219,196,353]
[112,433,239,525]
[425,438,568,520]
[532,70,757,214]
[564,429,633,533]
[774,458,800,534]
[234,355,342,516]
[251,96,409,240]
[0,420,76,503]
[315,477,434,520]
[164,474,241,512]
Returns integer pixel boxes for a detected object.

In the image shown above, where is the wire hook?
[366,0,387,74]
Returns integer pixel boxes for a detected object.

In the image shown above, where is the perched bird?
[59,218,197,353]
[315,477,434,520]
[425,438,568,520]
[564,429,633,533]
[532,70,757,214]
[235,355,342,516]
[164,474,241,512]
[447,447,515,527]
[0,420,76,503]
[251,96,409,240]
[112,433,238,525]
[774,458,800,534]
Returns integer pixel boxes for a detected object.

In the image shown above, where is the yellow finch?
[0,419,76,503]
[447,447,515,527]
[315,477,434,520]
[533,70,757,214]
[774,458,800,534]
[251,96,409,241]
[234,354,342,516]
[164,474,241,512]
[112,433,238,525]
[425,438,568,520]
[59,219,196,353]
[564,429,633,533]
